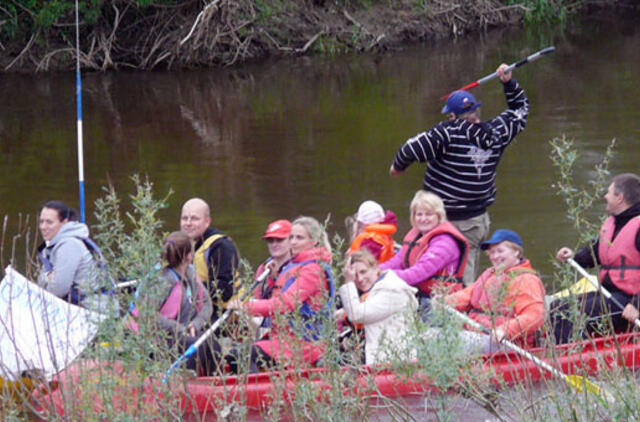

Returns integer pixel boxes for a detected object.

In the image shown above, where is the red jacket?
[244,247,332,366]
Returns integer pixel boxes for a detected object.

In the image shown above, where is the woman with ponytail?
[227,216,334,372]
[133,231,221,375]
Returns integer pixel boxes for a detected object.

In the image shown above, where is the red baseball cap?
[263,219,292,239]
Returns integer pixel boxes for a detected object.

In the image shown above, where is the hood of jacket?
[49,221,90,247]
[292,247,332,264]
[379,269,418,295]
[382,210,398,228]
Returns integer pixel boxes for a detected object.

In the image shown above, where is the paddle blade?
[566,374,600,395]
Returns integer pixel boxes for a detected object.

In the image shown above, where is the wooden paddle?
[439,302,609,399]
[568,258,640,330]
[163,267,271,382]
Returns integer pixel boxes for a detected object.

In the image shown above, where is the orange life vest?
[342,291,370,330]
[349,223,397,263]
[598,216,640,295]
[399,222,469,296]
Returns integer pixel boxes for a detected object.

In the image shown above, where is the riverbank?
[1,0,637,72]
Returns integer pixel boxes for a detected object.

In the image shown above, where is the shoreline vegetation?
[0,0,637,73]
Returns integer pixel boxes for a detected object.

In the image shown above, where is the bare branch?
[180,0,222,46]
[5,31,37,71]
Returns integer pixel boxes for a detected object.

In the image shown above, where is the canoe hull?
[32,332,640,418]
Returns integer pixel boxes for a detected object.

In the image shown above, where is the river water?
[2,12,640,285]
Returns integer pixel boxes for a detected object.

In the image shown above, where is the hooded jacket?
[37,222,98,307]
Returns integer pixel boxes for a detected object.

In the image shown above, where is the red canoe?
[32,331,640,419]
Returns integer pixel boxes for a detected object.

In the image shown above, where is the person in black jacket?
[389,63,529,286]
[553,173,640,343]
[180,197,239,323]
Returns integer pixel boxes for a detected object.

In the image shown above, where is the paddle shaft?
[164,268,271,380]
[440,46,555,100]
[441,303,584,386]
[568,258,640,329]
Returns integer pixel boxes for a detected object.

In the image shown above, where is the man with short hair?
[180,198,239,322]
[553,173,640,343]
[389,63,529,285]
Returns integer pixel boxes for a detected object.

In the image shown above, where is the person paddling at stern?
[389,63,529,286]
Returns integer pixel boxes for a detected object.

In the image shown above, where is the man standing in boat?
[180,198,239,323]
[389,63,529,286]
[554,173,640,343]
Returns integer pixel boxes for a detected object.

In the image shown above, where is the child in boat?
[226,216,334,373]
[439,229,546,352]
[337,249,418,365]
[131,231,222,375]
[348,200,398,263]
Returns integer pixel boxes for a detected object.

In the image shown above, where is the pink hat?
[263,219,292,239]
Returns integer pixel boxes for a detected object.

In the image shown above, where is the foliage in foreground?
[3,135,640,421]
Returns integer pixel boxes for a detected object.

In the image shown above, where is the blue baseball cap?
[441,90,482,115]
[481,229,522,250]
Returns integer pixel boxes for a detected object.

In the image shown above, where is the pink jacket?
[380,233,460,287]
[244,247,332,366]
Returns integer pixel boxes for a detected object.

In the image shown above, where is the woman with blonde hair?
[380,191,469,305]
[339,250,417,364]
[227,216,334,372]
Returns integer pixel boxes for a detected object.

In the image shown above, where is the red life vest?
[349,223,397,263]
[342,291,370,330]
[399,222,469,296]
[598,216,640,295]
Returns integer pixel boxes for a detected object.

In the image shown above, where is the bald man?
[180,198,239,322]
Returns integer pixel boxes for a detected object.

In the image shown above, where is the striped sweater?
[392,79,529,220]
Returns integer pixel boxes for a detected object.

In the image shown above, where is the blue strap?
[278,260,335,341]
